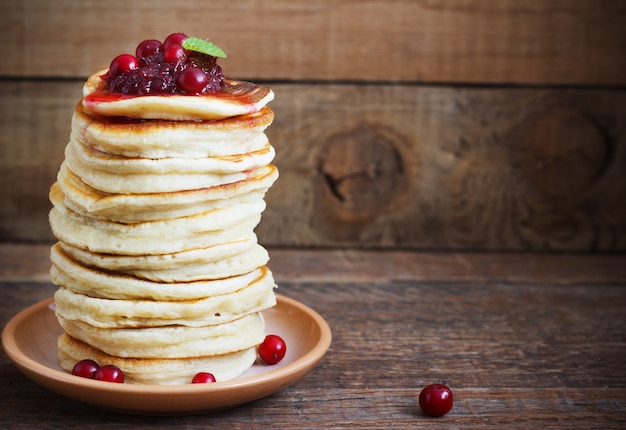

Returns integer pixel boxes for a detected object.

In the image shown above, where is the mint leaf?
[182,37,227,58]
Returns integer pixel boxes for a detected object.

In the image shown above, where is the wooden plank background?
[1,0,625,251]
[3,0,625,84]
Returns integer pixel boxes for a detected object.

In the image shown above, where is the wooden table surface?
[1,243,625,429]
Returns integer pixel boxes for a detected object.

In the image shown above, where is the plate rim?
[1,294,332,413]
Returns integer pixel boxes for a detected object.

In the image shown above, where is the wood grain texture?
[2,0,626,251]
[2,81,625,250]
[262,85,626,250]
[2,0,625,85]
[1,245,625,428]
[0,81,72,242]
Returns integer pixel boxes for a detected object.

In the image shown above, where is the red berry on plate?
[94,364,125,383]
[109,54,139,77]
[191,372,216,383]
[178,67,208,93]
[163,32,188,51]
[136,39,162,60]
[71,359,100,379]
[418,384,454,417]
[258,334,287,365]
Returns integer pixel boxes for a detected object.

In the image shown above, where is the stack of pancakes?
[49,71,278,384]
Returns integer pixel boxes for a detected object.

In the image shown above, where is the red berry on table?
[258,334,287,365]
[108,54,139,77]
[418,384,454,417]
[163,32,188,51]
[191,372,216,383]
[71,359,100,379]
[178,67,209,93]
[136,39,162,60]
[94,364,125,383]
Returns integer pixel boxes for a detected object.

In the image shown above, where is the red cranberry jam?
[104,33,224,96]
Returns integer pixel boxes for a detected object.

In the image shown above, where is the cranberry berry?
[136,39,162,63]
[71,359,100,379]
[94,364,125,383]
[109,54,139,78]
[191,372,217,383]
[164,44,187,64]
[258,334,287,365]
[418,384,454,417]
[178,67,209,94]
[163,32,188,51]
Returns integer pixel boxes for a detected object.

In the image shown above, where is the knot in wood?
[318,123,406,217]
[522,109,610,202]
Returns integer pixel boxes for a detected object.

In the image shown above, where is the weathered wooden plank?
[1,81,625,250]
[2,0,624,85]
[262,84,626,251]
[0,81,74,242]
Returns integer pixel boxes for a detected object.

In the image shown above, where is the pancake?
[55,162,278,222]
[72,103,274,159]
[117,244,268,282]
[57,311,266,359]
[57,233,270,283]
[53,268,276,328]
[64,134,276,194]
[66,133,275,175]
[57,235,268,282]
[50,243,273,301]
[58,334,258,384]
[59,234,257,270]
[49,188,264,255]
[83,71,274,120]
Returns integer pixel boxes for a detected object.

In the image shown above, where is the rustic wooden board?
[0,81,74,242]
[262,85,626,250]
[2,81,625,250]
[2,0,625,85]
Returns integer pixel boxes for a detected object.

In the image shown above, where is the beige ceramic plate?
[2,294,331,415]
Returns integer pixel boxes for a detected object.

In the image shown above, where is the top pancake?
[82,70,274,120]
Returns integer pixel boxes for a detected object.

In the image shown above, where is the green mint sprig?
[182,37,227,58]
